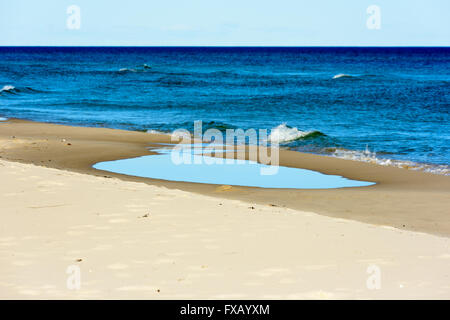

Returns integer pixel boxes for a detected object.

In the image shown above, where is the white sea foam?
[330,147,450,176]
[146,129,169,135]
[268,123,316,144]
[0,85,15,92]
[332,73,352,79]
[0,117,8,121]
[118,68,137,72]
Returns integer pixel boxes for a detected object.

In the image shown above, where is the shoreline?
[2,114,448,176]
[1,117,450,299]
[1,118,450,236]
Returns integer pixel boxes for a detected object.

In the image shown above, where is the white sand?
[0,159,449,299]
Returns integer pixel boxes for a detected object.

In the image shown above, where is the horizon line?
[1,45,449,48]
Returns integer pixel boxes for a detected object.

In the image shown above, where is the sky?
[1,0,449,46]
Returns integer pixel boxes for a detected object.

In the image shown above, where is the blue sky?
[1,0,449,46]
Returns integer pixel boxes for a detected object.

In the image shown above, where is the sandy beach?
[0,119,449,299]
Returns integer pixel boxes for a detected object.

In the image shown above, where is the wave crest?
[0,85,16,93]
[118,64,152,73]
[118,68,137,73]
[269,123,323,144]
[0,85,41,95]
[332,73,353,79]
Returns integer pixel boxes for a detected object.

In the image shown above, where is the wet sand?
[1,119,449,236]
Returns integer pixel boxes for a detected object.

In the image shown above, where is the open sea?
[0,47,449,174]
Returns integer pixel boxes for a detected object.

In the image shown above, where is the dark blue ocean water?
[0,47,449,173]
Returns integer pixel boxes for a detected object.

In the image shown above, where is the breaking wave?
[0,85,16,93]
[268,123,324,144]
[332,73,353,79]
[118,68,137,73]
[329,147,450,175]
[0,85,40,95]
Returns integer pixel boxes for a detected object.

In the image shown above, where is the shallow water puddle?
[93,144,375,189]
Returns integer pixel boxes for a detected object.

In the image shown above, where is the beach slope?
[0,158,449,299]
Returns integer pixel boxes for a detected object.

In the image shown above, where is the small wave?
[0,85,42,95]
[0,117,8,121]
[207,70,236,77]
[201,121,236,132]
[268,123,323,144]
[118,68,137,73]
[157,77,186,86]
[332,73,386,80]
[0,85,16,93]
[118,64,152,73]
[156,76,210,87]
[330,147,450,175]
[144,121,236,136]
[332,73,353,79]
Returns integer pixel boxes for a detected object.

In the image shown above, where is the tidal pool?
[93,144,374,189]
